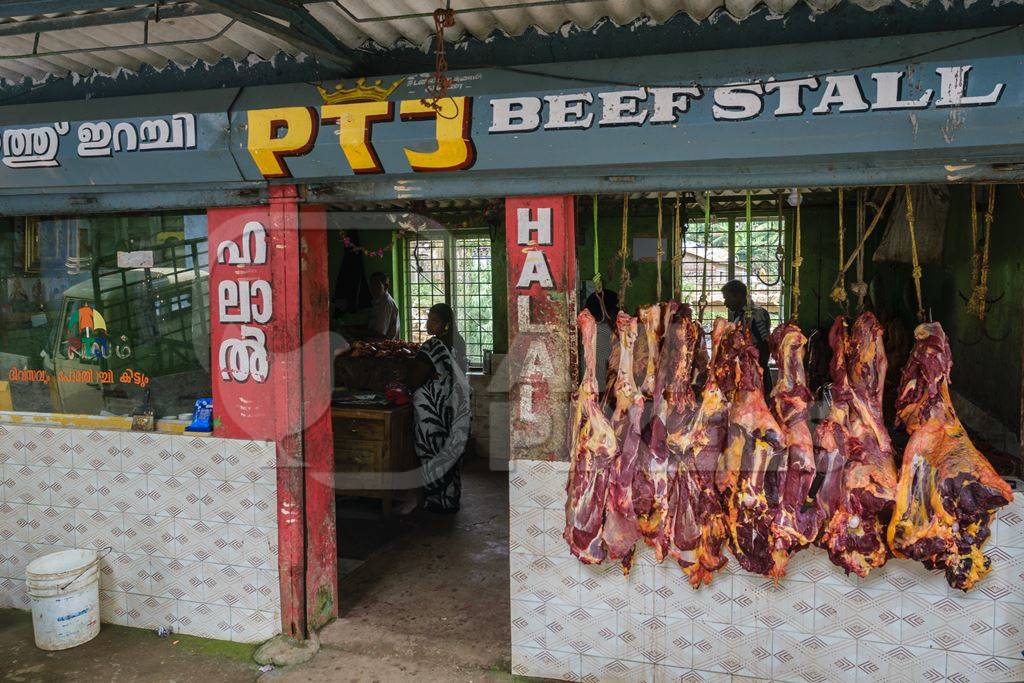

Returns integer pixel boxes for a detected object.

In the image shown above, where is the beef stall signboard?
[505,196,577,461]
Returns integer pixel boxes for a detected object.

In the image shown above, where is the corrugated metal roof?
[0,0,909,84]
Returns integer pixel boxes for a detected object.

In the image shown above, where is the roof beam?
[192,0,357,71]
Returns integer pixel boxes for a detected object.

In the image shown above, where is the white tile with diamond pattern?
[510,459,1024,682]
[0,425,280,643]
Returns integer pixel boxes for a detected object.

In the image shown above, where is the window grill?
[404,233,495,369]
[682,214,787,330]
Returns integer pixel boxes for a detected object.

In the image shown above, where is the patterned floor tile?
[580,654,653,683]
[177,435,226,479]
[511,598,547,649]
[579,560,632,612]
[510,505,546,555]
[236,525,275,570]
[0,464,12,502]
[202,480,255,526]
[126,593,177,631]
[855,640,945,683]
[617,611,669,666]
[31,427,77,469]
[661,616,694,670]
[50,467,97,510]
[204,563,259,609]
[514,553,580,606]
[901,592,995,655]
[177,599,231,640]
[733,575,815,632]
[255,568,280,612]
[75,509,126,553]
[771,630,857,683]
[0,425,23,466]
[991,506,1024,549]
[223,440,275,485]
[148,474,203,520]
[972,545,1024,605]
[814,584,901,644]
[512,645,581,681]
[510,460,565,509]
[0,577,28,609]
[992,602,1024,659]
[8,465,50,506]
[99,589,128,625]
[945,651,1024,683]
[101,551,149,594]
[544,508,569,554]
[35,506,76,547]
[545,603,617,658]
[229,607,278,643]
[122,513,175,558]
[656,568,732,624]
[123,433,174,476]
[76,430,122,471]
[1,502,35,543]
[149,557,204,602]
[655,668,730,683]
[691,622,773,679]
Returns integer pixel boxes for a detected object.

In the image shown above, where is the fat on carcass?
[715,320,788,577]
[666,317,730,586]
[603,311,646,572]
[768,321,824,578]
[639,302,700,561]
[888,322,1014,591]
[564,310,617,563]
[816,313,898,577]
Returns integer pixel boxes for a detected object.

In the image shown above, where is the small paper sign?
[116,250,154,268]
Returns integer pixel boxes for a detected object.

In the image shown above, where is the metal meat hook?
[956,291,1009,344]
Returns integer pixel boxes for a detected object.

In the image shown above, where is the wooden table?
[331,403,417,515]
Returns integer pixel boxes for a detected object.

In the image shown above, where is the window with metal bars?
[681,214,788,330]
[404,233,494,369]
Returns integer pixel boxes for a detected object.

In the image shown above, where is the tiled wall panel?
[0,424,280,643]
[511,459,1024,682]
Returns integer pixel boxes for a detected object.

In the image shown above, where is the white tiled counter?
[510,459,1024,682]
[0,424,281,643]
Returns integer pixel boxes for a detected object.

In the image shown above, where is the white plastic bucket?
[26,548,102,651]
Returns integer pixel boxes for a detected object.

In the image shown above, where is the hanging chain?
[698,192,711,322]
[420,2,456,113]
[830,188,849,308]
[656,192,664,302]
[968,185,996,321]
[791,189,803,321]
[905,185,925,321]
[619,193,632,307]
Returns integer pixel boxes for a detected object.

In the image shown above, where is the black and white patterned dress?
[413,336,471,512]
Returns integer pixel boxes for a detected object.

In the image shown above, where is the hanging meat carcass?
[888,322,1014,591]
[564,310,618,563]
[768,322,824,577]
[665,317,730,586]
[603,312,646,572]
[715,320,788,577]
[816,313,897,577]
[639,302,700,561]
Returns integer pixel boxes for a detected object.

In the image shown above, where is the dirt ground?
[267,458,515,683]
[0,459,517,683]
[0,610,258,683]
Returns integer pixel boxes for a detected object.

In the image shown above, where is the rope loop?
[905,185,926,321]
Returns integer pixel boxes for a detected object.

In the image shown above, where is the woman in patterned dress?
[407,303,471,513]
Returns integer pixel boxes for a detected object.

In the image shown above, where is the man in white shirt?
[368,272,400,340]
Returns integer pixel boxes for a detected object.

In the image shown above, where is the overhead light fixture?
[787,188,803,207]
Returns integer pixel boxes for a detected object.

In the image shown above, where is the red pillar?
[504,196,577,462]
[207,186,336,639]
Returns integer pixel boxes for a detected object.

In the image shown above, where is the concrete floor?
[0,610,258,683]
[269,458,515,682]
[0,459,515,683]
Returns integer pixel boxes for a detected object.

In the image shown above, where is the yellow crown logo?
[317,77,405,105]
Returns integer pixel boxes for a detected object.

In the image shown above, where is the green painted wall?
[921,185,1023,434]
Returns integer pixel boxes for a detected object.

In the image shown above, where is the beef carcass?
[888,322,1014,591]
[816,313,897,577]
[768,322,824,577]
[665,317,730,586]
[638,302,700,561]
[603,311,646,572]
[715,320,788,576]
[564,310,618,563]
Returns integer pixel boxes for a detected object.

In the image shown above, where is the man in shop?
[368,272,400,340]
[721,279,773,396]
